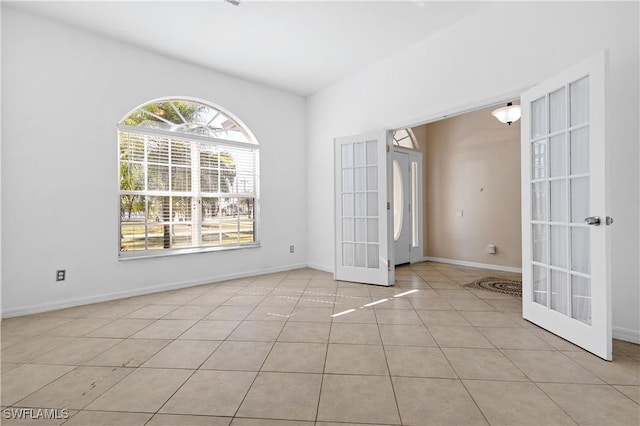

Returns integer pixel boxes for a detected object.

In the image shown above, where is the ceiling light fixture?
[491,102,521,125]
[224,0,240,5]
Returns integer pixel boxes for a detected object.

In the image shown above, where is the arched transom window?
[118,98,259,256]
[392,128,419,150]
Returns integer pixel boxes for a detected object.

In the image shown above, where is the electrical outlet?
[289,245,295,253]
[56,270,66,281]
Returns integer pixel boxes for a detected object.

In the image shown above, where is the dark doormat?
[463,277,522,298]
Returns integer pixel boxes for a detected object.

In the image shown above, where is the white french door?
[334,132,393,286]
[521,51,611,360]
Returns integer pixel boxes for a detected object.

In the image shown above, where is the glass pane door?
[521,51,609,360]
[341,140,380,269]
[334,132,391,286]
[529,76,592,324]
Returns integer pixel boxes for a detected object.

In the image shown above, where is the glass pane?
[366,140,377,165]
[367,166,378,191]
[367,192,378,216]
[550,225,567,268]
[570,76,589,126]
[355,218,366,242]
[120,224,146,252]
[367,244,379,268]
[342,169,353,193]
[342,194,354,217]
[221,197,240,218]
[531,97,547,138]
[571,275,591,325]
[550,180,567,222]
[532,224,548,264]
[532,182,547,221]
[201,197,219,220]
[148,223,169,250]
[367,218,378,243]
[147,139,169,164]
[171,224,192,248]
[119,133,145,161]
[354,244,366,267]
[354,167,366,191]
[393,160,403,241]
[355,193,366,217]
[120,162,145,191]
[342,219,354,241]
[148,196,171,222]
[549,134,566,177]
[411,162,419,247]
[171,166,191,192]
[551,270,568,315]
[571,177,589,223]
[238,221,254,243]
[171,140,191,165]
[570,127,589,175]
[571,226,590,274]
[148,165,169,191]
[200,168,218,192]
[120,194,145,223]
[172,196,192,222]
[532,141,547,179]
[549,87,567,133]
[533,265,548,306]
[342,144,353,167]
[343,243,354,267]
[201,221,222,247]
[354,142,365,166]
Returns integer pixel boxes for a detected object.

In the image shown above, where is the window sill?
[118,242,260,261]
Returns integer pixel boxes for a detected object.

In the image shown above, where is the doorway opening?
[391,141,423,266]
[389,101,522,271]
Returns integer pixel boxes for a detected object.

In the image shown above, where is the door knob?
[585,216,601,226]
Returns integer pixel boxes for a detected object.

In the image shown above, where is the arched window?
[392,128,419,150]
[118,98,259,256]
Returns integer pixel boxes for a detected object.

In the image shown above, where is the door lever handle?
[585,216,601,226]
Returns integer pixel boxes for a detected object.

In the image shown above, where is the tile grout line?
[229,275,311,422]
[373,285,404,426]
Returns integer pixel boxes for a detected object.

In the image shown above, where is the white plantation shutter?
[118,99,259,256]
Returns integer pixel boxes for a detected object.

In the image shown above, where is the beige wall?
[415,104,522,269]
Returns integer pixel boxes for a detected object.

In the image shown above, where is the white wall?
[0,5,3,320]
[1,8,307,316]
[307,2,639,342]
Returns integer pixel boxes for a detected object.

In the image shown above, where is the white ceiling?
[5,1,491,96]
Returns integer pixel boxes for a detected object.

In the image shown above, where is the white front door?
[334,132,393,286]
[521,51,611,360]
[393,151,411,265]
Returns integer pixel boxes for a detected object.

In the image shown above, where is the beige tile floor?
[1,262,639,425]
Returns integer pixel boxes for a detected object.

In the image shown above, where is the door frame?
[391,145,424,266]
[385,91,525,270]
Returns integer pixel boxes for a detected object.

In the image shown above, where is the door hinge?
[387,202,391,210]
[388,260,391,271]
[386,145,390,153]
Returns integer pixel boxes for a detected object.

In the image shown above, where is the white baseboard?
[306,262,333,274]
[613,325,640,344]
[422,256,522,274]
[2,263,309,318]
